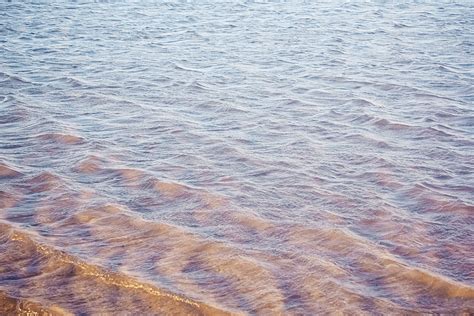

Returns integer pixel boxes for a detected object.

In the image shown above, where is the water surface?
[1,1,473,314]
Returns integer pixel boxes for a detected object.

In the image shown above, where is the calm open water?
[1,1,473,314]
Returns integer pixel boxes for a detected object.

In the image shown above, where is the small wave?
[73,155,106,174]
[346,98,383,108]
[343,133,393,149]
[194,100,250,114]
[111,165,228,208]
[374,118,414,131]
[0,71,34,88]
[25,171,64,193]
[347,170,403,189]
[172,62,205,73]
[0,102,30,124]
[421,126,456,138]
[13,200,286,313]
[393,22,410,28]
[0,222,231,315]
[284,223,474,305]
[0,290,66,316]
[350,113,378,124]
[47,76,103,90]
[0,162,23,179]
[36,133,85,145]
[152,179,193,199]
[367,255,474,308]
[0,191,20,210]
[412,190,473,217]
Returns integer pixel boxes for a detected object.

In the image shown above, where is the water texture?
[1,1,473,314]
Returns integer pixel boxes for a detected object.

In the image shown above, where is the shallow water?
[1,1,473,314]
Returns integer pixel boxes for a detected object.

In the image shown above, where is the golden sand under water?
[0,223,228,315]
[1,155,473,314]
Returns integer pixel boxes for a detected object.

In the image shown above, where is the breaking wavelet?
[0,222,231,315]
